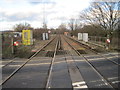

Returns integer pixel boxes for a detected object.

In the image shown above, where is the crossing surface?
[2,35,119,89]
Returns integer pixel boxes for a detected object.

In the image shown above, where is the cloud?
[0,0,91,30]
[29,0,56,5]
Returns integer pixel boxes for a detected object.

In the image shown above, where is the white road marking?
[112,81,120,84]
[108,77,118,80]
[72,81,88,88]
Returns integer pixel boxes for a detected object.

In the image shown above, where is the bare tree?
[79,2,119,31]
[14,23,33,32]
[58,23,67,34]
[74,19,82,30]
[68,18,75,31]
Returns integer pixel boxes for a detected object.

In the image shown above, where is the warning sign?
[22,30,33,45]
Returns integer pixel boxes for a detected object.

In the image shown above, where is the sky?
[0,0,94,31]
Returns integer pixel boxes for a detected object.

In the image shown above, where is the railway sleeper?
[45,51,55,57]
[56,50,67,55]
[77,50,87,54]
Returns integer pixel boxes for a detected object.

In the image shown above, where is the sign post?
[11,33,14,54]
[13,41,19,54]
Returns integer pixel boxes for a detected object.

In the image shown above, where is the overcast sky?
[0,0,92,31]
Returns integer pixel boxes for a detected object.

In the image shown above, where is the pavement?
[2,57,52,88]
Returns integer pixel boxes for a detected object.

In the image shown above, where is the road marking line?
[72,81,88,88]
[88,58,104,61]
[0,65,4,67]
[72,81,85,85]
[108,77,118,80]
[112,81,120,84]
[74,85,88,88]
[78,48,85,50]
[107,56,119,59]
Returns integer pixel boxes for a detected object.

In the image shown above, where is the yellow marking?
[22,30,33,45]
[78,48,85,50]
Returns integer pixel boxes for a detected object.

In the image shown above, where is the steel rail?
[1,36,56,86]
[63,36,116,90]
[66,36,120,66]
[45,36,59,89]
[2,36,57,68]
[61,36,88,89]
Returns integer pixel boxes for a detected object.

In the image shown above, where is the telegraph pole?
[43,0,47,29]
[42,0,55,29]
[0,32,2,59]
[11,33,14,54]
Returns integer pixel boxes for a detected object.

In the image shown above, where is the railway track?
[2,34,119,89]
[45,35,119,89]
[1,36,57,86]
[2,35,67,89]
[45,36,59,89]
[67,36,119,66]
[45,36,72,88]
[63,35,119,89]
[61,36,88,89]
[1,37,58,88]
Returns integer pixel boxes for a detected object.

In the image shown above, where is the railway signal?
[13,41,19,46]
[106,39,110,43]
[48,30,51,34]
[106,38,110,50]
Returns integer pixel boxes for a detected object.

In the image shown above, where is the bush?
[15,45,33,58]
[2,47,14,59]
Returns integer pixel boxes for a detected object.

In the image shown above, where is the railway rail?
[63,35,119,89]
[67,36,119,66]
[45,36,59,89]
[1,36,56,86]
[2,34,119,89]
